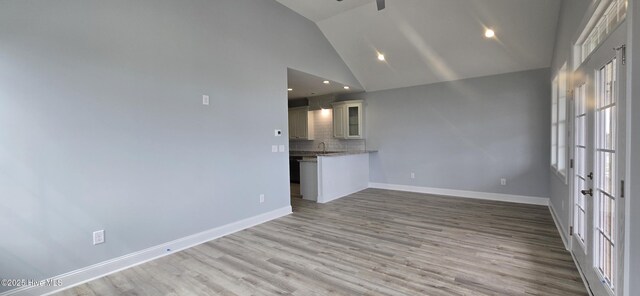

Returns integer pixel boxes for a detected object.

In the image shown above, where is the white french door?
[571,22,626,296]
[573,81,589,248]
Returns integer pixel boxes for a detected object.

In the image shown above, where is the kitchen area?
[287,68,375,203]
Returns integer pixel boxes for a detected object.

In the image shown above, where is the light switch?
[202,95,210,105]
[278,145,285,152]
[272,145,278,153]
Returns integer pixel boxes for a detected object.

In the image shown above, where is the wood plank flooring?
[57,189,587,296]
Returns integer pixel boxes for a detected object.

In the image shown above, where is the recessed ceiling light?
[323,80,330,84]
[287,88,293,91]
[377,53,385,61]
[343,86,350,90]
[484,29,495,38]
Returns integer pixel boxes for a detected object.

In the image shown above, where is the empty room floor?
[57,189,587,295]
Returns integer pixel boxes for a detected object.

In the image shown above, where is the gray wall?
[356,68,551,198]
[626,1,640,294]
[548,0,591,237]
[0,0,360,291]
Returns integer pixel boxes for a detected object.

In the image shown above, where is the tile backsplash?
[289,109,365,152]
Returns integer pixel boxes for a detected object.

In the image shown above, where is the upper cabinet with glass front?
[332,100,364,139]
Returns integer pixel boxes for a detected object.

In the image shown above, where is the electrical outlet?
[259,194,265,203]
[410,172,415,179]
[93,230,105,245]
[202,95,210,105]
[500,178,507,186]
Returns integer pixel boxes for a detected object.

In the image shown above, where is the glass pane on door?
[594,58,617,290]
[574,83,587,245]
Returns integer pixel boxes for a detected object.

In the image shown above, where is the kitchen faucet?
[318,142,326,154]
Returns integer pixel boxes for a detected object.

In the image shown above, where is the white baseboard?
[548,203,592,295]
[1,206,292,296]
[549,202,570,250]
[369,183,549,206]
[570,248,594,296]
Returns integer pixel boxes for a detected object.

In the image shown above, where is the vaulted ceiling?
[276,0,561,92]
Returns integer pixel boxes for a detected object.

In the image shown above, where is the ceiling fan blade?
[376,0,385,11]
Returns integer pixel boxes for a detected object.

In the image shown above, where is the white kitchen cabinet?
[332,100,364,139]
[288,106,314,140]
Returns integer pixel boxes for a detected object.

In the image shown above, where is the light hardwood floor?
[58,189,587,296]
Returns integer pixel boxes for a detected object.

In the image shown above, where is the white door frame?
[570,21,627,296]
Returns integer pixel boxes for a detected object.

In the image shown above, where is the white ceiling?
[287,68,362,100]
[276,0,372,22]
[277,0,561,92]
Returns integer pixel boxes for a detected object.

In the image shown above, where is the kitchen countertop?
[290,150,377,158]
[298,157,318,163]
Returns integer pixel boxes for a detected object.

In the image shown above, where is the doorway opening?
[285,68,360,204]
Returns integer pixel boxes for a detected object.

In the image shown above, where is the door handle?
[581,189,593,196]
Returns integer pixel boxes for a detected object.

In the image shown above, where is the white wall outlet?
[259,194,265,203]
[274,129,282,137]
[202,95,210,105]
[271,145,278,152]
[93,230,105,245]
[500,178,507,186]
[278,145,285,152]
[410,172,415,179]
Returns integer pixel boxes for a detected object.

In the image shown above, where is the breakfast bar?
[294,151,375,203]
